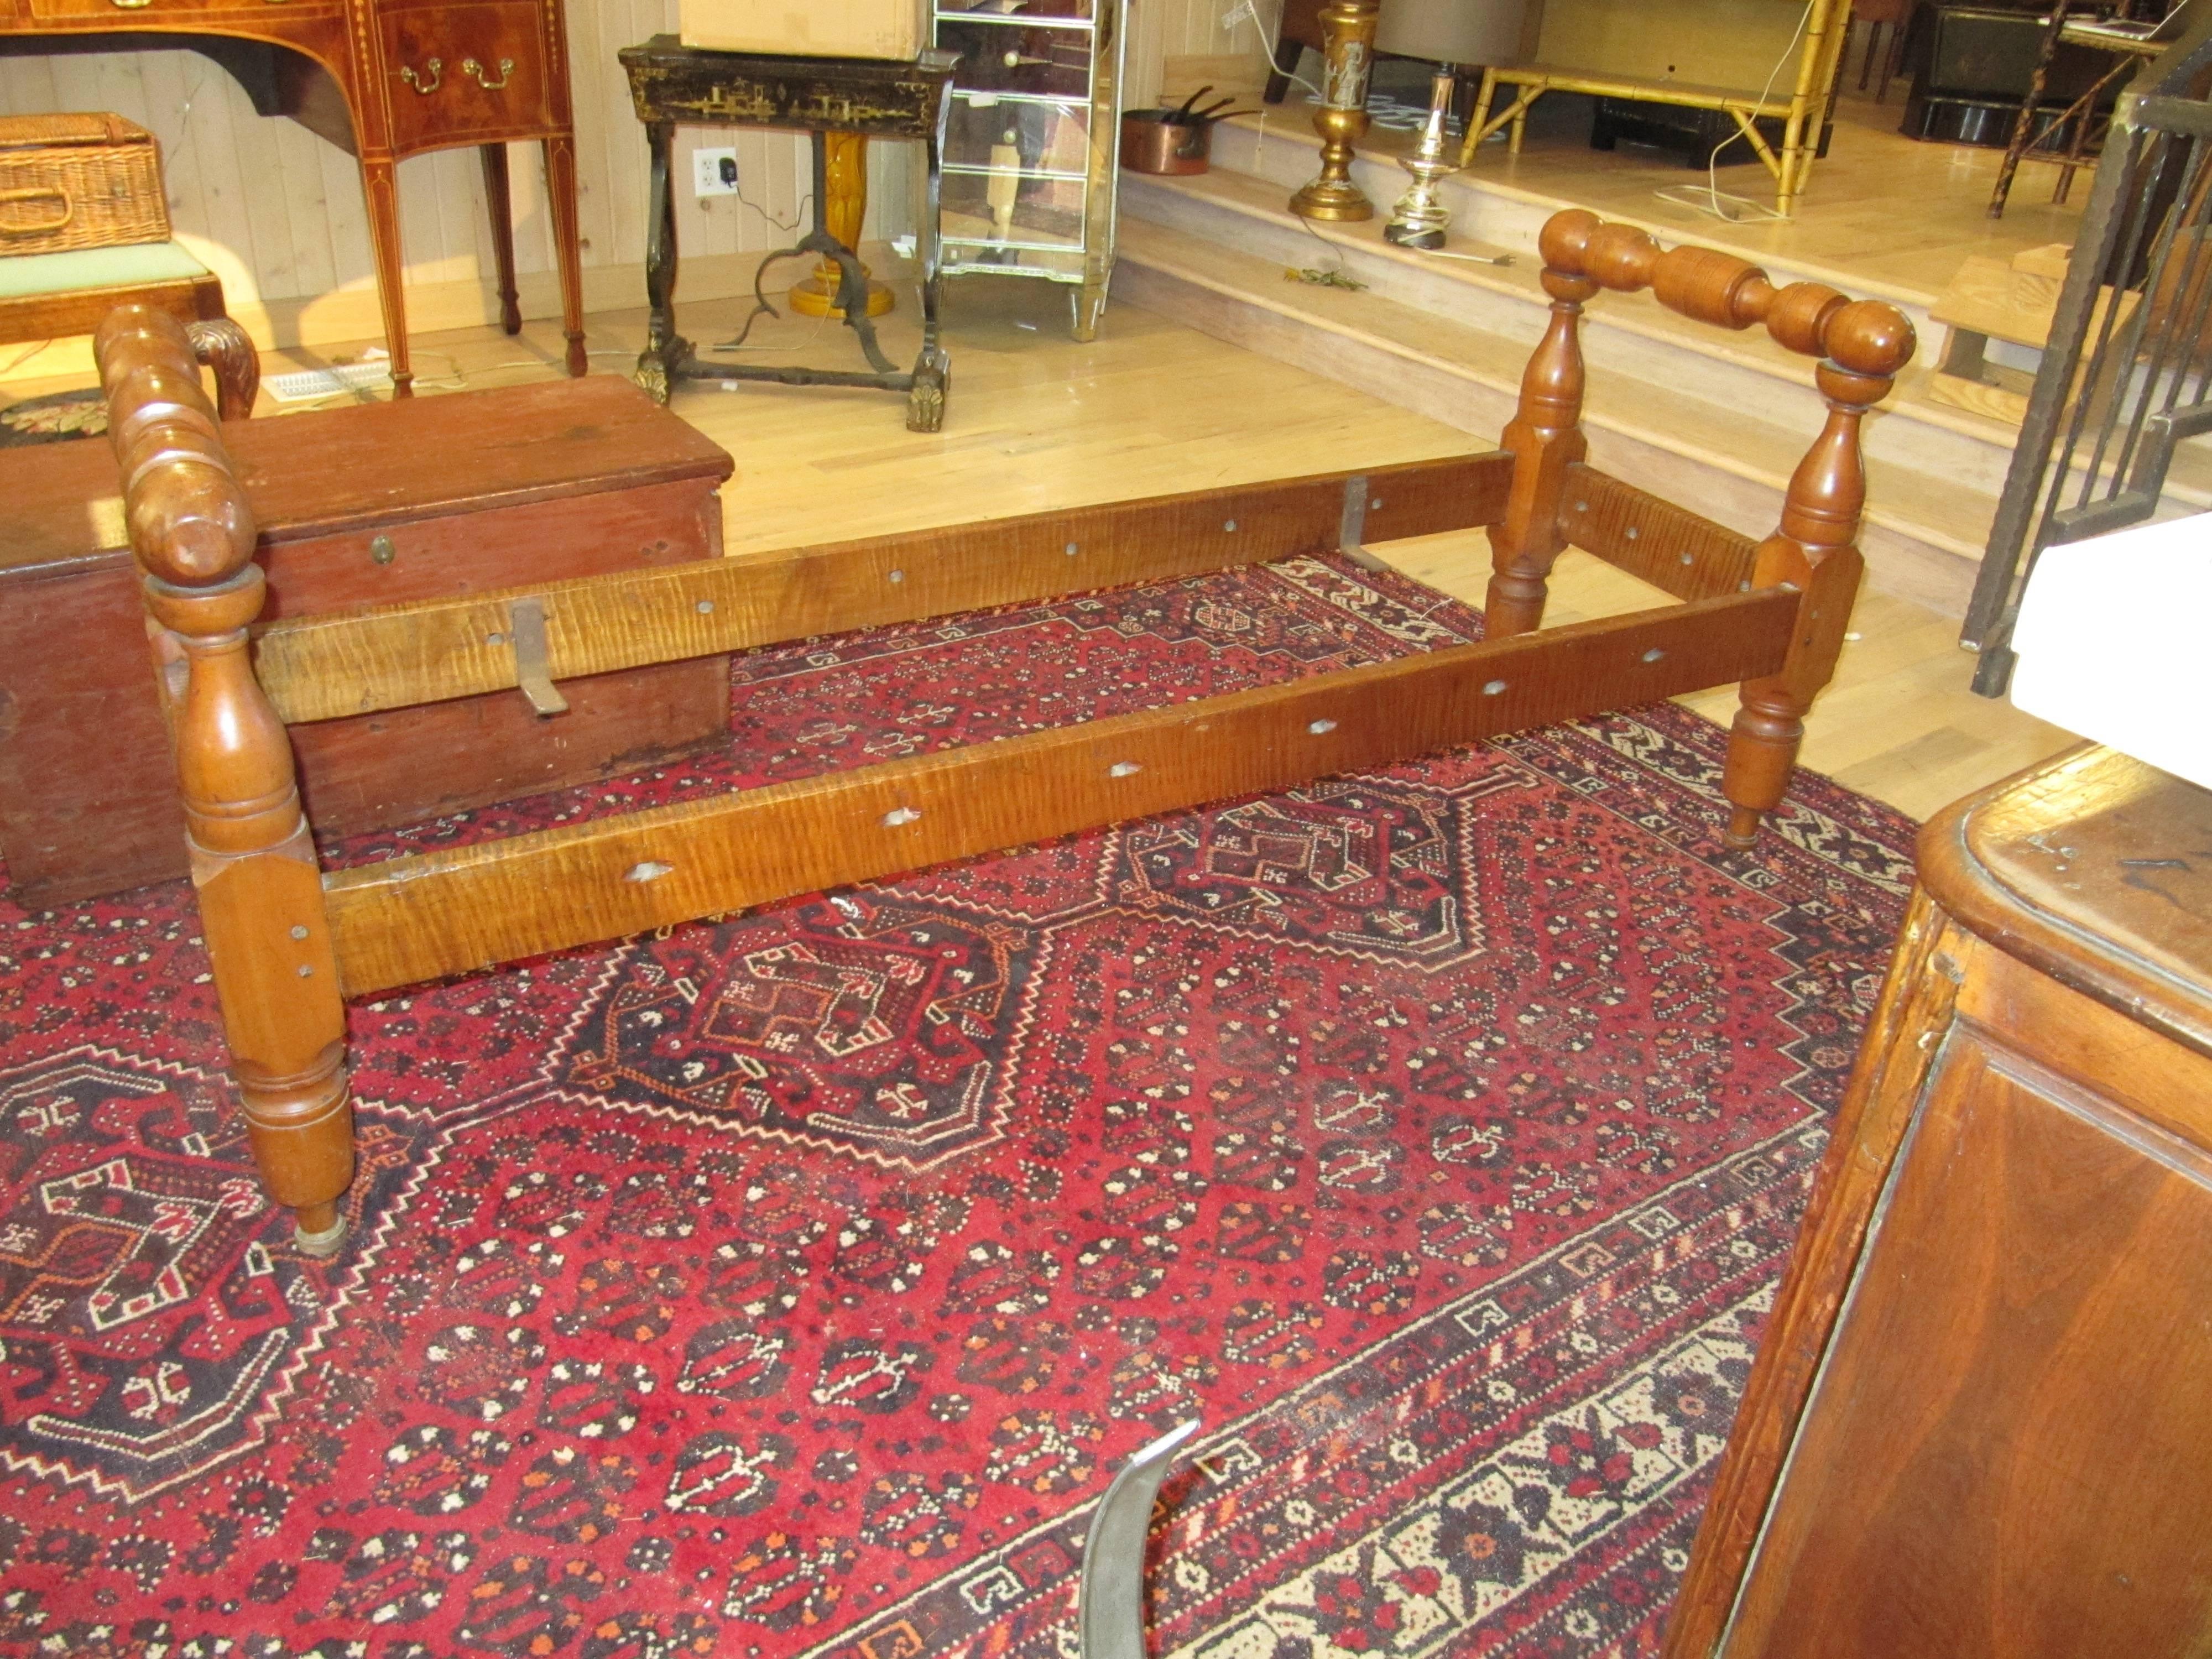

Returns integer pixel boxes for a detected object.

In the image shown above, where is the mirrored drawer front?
[945,96,1094,171]
[943,239,1087,279]
[942,164,1084,251]
[935,17,1091,97]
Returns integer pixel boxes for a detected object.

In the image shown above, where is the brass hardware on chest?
[462,56,515,89]
[508,596,568,717]
[106,0,154,11]
[369,535,396,565]
[400,58,444,93]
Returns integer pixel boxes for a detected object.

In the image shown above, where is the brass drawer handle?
[462,56,514,89]
[107,0,154,9]
[400,57,444,93]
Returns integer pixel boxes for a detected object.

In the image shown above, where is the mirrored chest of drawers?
[930,0,1126,338]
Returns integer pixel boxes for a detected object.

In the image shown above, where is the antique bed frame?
[95,210,1913,1255]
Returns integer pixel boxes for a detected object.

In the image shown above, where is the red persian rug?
[0,554,1913,1658]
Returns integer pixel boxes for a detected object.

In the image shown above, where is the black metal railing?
[1964,1,2212,696]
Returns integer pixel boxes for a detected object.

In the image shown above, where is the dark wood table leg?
[543,132,589,375]
[1989,3,2064,218]
[359,154,415,397]
[1264,31,1303,103]
[480,142,524,335]
[907,128,950,432]
[638,119,684,404]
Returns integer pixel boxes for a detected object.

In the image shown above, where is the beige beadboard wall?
[0,0,1281,358]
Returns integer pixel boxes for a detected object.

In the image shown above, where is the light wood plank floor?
[9,274,2074,821]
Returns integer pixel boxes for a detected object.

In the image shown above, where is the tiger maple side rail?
[1486,208,1916,847]
[251,453,1515,726]
[321,587,1799,996]
[97,302,357,1257]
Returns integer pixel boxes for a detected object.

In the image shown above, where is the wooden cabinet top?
[1,378,733,581]
[1921,745,2212,1061]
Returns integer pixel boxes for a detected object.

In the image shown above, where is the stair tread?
[1140,159,2212,513]
[1118,217,1997,559]
[1128,167,2055,463]
[1209,112,1948,313]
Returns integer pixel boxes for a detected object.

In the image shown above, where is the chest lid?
[1928,745,2212,1059]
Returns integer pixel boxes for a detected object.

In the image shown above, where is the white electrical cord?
[1652,0,1814,225]
[1223,0,1326,111]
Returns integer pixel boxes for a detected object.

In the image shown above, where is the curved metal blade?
[1079,1417,1202,1659]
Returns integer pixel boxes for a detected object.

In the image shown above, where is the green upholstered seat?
[0,241,210,299]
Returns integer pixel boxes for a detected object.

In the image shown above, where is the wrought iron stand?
[619,37,957,432]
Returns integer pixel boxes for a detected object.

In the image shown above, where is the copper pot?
[1120,112,1211,175]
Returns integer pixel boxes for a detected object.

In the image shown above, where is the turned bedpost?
[1510,211,1915,845]
[1486,208,1598,638]
[96,304,355,1256]
[1721,300,1912,847]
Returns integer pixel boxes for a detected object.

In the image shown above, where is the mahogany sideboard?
[0,377,733,905]
[0,0,588,397]
[1666,745,2212,1657]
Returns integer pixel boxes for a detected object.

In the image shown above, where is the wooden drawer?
[25,0,336,19]
[379,0,551,143]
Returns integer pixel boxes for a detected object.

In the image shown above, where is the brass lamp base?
[787,274,896,319]
[1291,178,1374,221]
[1288,0,1380,223]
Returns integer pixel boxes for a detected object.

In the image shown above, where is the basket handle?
[0,186,72,237]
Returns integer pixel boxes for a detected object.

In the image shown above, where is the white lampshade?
[1374,0,1530,65]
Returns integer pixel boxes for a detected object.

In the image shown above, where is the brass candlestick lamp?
[1290,0,1380,221]
[1384,69,1455,248]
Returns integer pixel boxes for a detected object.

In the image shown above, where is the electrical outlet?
[693,147,738,197]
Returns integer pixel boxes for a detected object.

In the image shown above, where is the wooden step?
[1136,137,2212,521]
[1203,116,1945,325]
[1112,215,1992,617]
[1119,168,2051,505]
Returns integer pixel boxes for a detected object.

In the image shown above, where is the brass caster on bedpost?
[238,1046,357,1258]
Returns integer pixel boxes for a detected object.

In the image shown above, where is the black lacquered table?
[619,35,956,431]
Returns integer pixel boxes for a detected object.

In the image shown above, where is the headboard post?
[1505,210,1917,848]
[1486,209,1600,637]
[96,304,357,1256]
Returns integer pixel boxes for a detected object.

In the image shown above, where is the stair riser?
[1121,173,2016,497]
[1113,257,1980,618]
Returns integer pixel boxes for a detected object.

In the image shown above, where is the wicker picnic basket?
[0,113,169,257]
